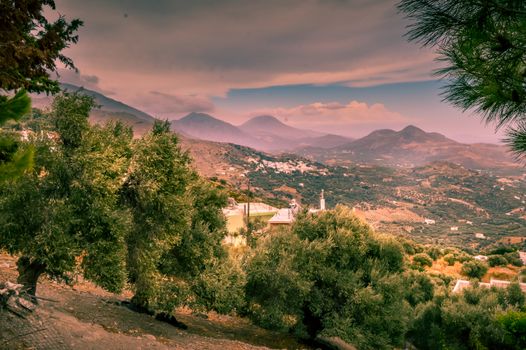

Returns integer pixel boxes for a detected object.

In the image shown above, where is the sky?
[51,0,504,143]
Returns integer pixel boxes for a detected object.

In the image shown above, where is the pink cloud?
[252,101,407,126]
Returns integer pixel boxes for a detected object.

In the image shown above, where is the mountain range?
[171,112,352,151]
[31,83,521,174]
[297,125,520,172]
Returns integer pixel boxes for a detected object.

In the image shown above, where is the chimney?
[320,189,326,210]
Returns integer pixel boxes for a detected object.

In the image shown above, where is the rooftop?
[268,208,296,224]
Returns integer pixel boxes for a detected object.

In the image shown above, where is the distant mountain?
[346,125,450,154]
[172,113,269,150]
[295,134,354,150]
[61,83,156,124]
[240,115,323,140]
[31,83,157,137]
[298,125,520,172]
[173,113,348,152]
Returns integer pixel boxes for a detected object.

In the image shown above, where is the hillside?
[296,134,353,149]
[28,87,526,248]
[298,125,520,173]
[32,84,157,138]
[0,254,309,350]
[224,147,526,248]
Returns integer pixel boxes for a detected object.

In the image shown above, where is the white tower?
[320,189,326,210]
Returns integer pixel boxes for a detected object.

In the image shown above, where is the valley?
[32,84,526,250]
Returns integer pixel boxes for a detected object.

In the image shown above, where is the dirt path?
[0,254,312,350]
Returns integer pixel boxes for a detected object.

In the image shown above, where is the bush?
[504,252,523,267]
[488,255,508,267]
[456,252,474,263]
[461,260,488,280]
[443,254,456,266]
[412,253,433,268]
[496,310,526,349]
[426,246,443,260]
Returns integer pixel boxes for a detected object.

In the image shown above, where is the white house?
[424,218,436,225]
[450,226,459,231]
[474,255,488,261]
[475,233,486,239]
[268,208,296,226]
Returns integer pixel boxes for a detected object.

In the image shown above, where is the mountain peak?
[242,115,286,127]
[180,112,217,123]
[400,125,425,136]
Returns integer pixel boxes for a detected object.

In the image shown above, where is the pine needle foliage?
[398,0,526,158]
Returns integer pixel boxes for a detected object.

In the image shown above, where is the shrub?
[443,254,456,266]
[504,252,523,267]
[461,261,488,280]
[488,255,508,267]
[426,246,443,260]
[412,253,433,268]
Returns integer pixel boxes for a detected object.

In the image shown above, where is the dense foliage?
[245,206,429,349]
[0,0,82,93]
[0,96,232,315]
[122,121,232,313]
[0,93,132,294]
[1,0,81,181]
[398,0,526,158]
[409,285,526,349]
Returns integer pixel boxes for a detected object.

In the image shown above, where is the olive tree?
[0,93,133,295]
[245,206,413,349]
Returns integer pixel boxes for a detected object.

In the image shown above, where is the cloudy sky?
[51,0,503,142]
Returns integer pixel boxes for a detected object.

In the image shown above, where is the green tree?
[461,260,489,280]
[398,0,526,157]
[1,0,82,179]
[0,90,33,180]
[497,310,526,349]
[122,121,230,315]
[0,93,133,295]
[489,255,509,267]
[0,0,82,93]
[409,285,525,350]
[412,253,433,270]
[245,206,411,349]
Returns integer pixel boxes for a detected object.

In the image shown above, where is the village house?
[424,218,436,225]
[268,199,300,227]
[450,226,459,231]
[269,190,327,227]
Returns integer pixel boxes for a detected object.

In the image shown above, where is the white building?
[270,190,327,227]
[450,226,459,231]
[424,218,436,225]
[453,279,526,293]
[474,255,488,261]
[268,208,296,226]
[475,233,486,239]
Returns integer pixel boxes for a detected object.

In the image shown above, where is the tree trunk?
[16,256,46,297]
[130,292,154,315]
